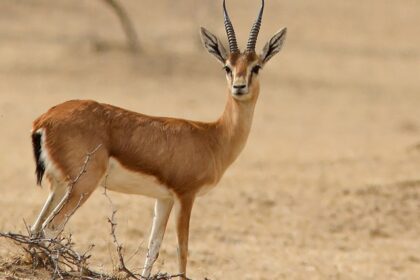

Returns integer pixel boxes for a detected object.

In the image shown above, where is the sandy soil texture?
[1,0,420,279]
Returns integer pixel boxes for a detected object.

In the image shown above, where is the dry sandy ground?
[1,0,420,279]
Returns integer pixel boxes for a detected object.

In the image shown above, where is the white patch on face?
[228,60,260,101]
[232,92,254,101]
[103,158,172,199]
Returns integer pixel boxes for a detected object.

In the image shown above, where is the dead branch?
[0,145,104,278]
[103,188,193,280]
[101,0,140,53]
[0,231,101,279]
[41,144,103,234]
[0,145,204,279]
[103,186,142,279]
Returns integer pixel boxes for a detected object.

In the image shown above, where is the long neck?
[214,87,259,169]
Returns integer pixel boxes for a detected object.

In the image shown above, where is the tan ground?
[1,0,420,279]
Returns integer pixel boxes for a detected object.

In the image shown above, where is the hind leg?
[40,167,106,239]
[31,192,54,235]
[31,177,69,236]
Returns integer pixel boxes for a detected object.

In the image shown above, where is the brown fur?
[29,1,287,274]
[32,87,258,195]
[31,52,261,278]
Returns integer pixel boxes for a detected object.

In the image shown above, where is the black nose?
[233,84,246,89]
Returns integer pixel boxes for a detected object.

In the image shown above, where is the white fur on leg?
[141,198,173,278]
[41,189,71,232]
[31,192,54,235]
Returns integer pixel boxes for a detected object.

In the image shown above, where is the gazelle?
[29,0,286,278]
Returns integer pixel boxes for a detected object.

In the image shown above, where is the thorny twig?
[0,145,104,279]
[103,187,193,280]
[0,231,100,279]
[0,144,202,279]
[41,144,103,233]
[103,186,141,279]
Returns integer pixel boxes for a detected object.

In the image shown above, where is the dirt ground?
[1,0,420,279]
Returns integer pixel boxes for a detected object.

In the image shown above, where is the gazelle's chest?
[103,158,172,199]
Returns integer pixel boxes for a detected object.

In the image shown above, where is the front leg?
[141,198,174,278]
[175,195,195,279]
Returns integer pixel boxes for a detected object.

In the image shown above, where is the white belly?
[103,158,172,199]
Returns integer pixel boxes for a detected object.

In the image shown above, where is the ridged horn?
[223,0,239,54]
[246,0,264,52]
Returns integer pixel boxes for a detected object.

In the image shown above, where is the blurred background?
[1,0,420,279]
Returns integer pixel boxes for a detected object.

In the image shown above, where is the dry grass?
[0,224,193,280]
[1,0,420,279]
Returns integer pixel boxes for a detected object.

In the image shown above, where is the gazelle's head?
[200,0,287,101]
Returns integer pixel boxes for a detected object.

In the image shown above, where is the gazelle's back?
[33,99,220,193]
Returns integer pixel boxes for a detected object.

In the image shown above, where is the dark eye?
[223,66,232,75]
[252,65,261,75]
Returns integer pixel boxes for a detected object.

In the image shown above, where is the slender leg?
[31,179,68,236]
[175,195,195,279]
[31,192,54,235]
[41,178,102,238]
[32,145,108,238]
[141,198,174,278]
[41,161,107,238]
[41,188,74,238]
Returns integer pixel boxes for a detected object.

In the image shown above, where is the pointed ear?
[260,27,287,65]
[200,27,228,64]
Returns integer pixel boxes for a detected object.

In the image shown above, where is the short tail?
[31,131,45,186]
